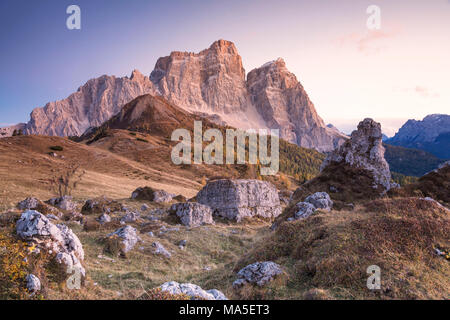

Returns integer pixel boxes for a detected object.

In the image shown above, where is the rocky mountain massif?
[1,40,346,152]
[386,114,450,159]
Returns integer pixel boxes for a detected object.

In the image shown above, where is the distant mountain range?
[385,114,450,159]
[0,40,346,152]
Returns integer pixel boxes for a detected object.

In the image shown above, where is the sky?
[0,0,449,136]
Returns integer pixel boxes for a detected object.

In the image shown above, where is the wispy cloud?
[337,30,398,55]
[393,86,440,98]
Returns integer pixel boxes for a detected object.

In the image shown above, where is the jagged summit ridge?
[2,40,346,152]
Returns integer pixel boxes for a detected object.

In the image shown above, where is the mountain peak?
[130,69,146,81]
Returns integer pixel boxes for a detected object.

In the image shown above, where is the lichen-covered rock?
[120,211,140,224]
[107,226,140,253]
[159,281,227,300]
[152,242,171,258]
[17,197,40,210]
[321,118,393,192]
[47,196,77,211]
[304,192,333,211]
[97,213,111,224]
[26,274,41,293]
[196,179,282,222]
[233,261,283,288]
[294,202,316,220]
[16,210,85,277]
[131,187,175,203]
[169,202,213,227]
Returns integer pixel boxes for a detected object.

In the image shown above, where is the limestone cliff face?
[247,58,346,151]
[24,70,155,137]
[151,40,248,115]
[151,41,345,151]
[3,40,346,152]
[150,40,267,131]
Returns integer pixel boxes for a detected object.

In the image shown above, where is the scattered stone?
[107,226,140,253]
[47,196,77,211]
[196,179,282,222]
[178,240,187,247]
[159,226,180,234]
[159,281,227,300]
[169,202,214,227]
[141,204,150,211]
[294,202,316,220]
[152,242,171,258]
[147,232,154,237]
[26,274,41,293]
[304,192,333,211]
[82,196,123,215]
[17,197,39,210]
[97,213,111,224]
[233,261,283,288]
[120,211,140,224]
[131,187,175,203]
[329,185,339,193]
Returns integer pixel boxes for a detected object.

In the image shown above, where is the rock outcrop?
[196,179,282,222]
[169,202,214,227]
[321,118,393,192]
[233,261,283,288]
[16,210,85,277]
[159,281,227,300]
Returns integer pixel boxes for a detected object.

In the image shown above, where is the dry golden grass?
[234,198,450,300]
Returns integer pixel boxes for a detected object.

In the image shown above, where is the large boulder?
[131,187,175,203]
[169,202,214,227]
[233,261,283,288]
[16,210,85,277]
[107,226,140,253]
[159,281,227,300]
[321,118,393,193]
[196,179,282,222]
